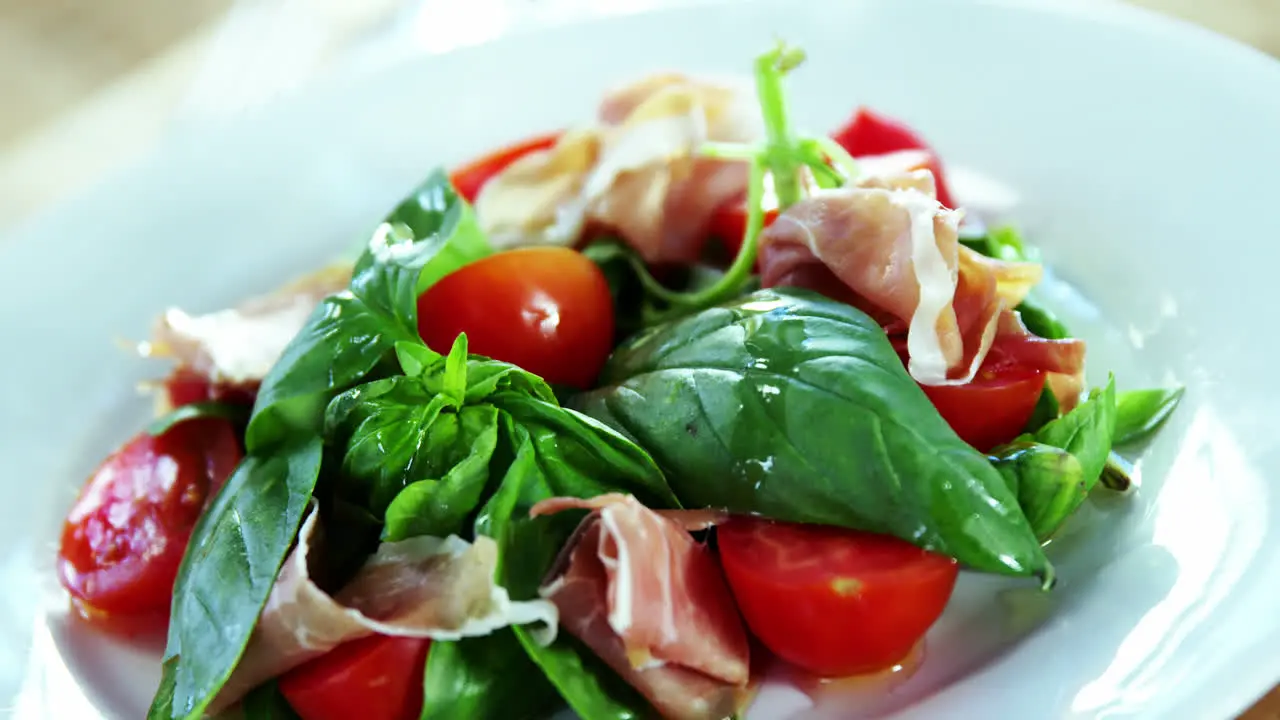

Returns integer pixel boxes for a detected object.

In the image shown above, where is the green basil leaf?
[476,420,653,720]
[573,288,1049,580]
[1113,386,1184,446]
[1032,375,1118,490]
[239,681,301,720]
[396,340,443,377]
[989,442,1086,541]
[441,333,470,407]
[150,437,323,720]
[1022,384,1060,435]
[1015,299,1071,340]
[248,169,489,450]
[382,405,500,541]
[960,224,1038,263]
[419,631,560,720]
[147,401,251,437]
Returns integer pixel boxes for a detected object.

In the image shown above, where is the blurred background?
[0,0,1277,232]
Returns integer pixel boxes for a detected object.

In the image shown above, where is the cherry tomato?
[57,418,241,619]
[831,107,957,209]
[449,132,561,203]
[918,358,1045,452]
[708,198,779,261]
[416,247,614,389]
[279,635,431,720]
[888,338,1045,452]
[717,517,958,677]
[163,367,258,409]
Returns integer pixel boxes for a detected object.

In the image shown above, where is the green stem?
[755,43,806,209]
[631,159,767,310]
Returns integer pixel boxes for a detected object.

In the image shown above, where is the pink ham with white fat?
[759,166,1086,408]
[210,504,557,711]
[531,493,751,720]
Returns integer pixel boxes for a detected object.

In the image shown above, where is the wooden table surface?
[0,0,1278,716]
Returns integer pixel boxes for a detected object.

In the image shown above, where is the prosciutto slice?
[532,494,751,720]
[759,165,1085,406]
[211,505,557,711]
[475,73,760,264]
[142,263,351,385]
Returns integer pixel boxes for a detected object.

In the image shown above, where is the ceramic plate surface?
[3,1,1280,718]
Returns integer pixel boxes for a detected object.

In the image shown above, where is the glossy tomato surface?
[279,635,431,720]
[831,107,957,208]
[920,360,1045,452]
[718,517,958,677]
[57,418,241,619]
[416,247,614,389]
[449,131,560,203]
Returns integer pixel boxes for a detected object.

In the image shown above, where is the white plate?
[4,0,1280,717]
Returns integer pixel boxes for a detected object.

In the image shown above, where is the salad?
[55,43,1184,720]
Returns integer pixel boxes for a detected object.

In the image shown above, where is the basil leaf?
[574,288,1049,580]
[248,169,490,449]
[239,681,300,720]
[147,401,250,437]
[150,437,323,720]
[1032,375,1118,490]
[1022,384,1060,435]
[477,420,653,720]
[1015,299,1070,340]
[420,631,560,720]
[989,442,1085,541]
[960,225,1038,263]
[1113,386,1184,446]
[381,404,500,541]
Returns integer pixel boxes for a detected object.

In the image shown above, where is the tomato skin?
[889,338,1045,452]
[830,107,957,209]
[449,132,561,203]
[415,247,614,389]
[919,361,1045,452]
[57,418,241,620]
[163,367,259,408]
[279,635,431,720]
[717,517,958,677]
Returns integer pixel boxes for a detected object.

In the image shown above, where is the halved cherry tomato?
[416,247,614,389]
[717,517,958,677]
[889,338,1044,452]
[919,359,1045,452]
[448,131,561,203]
[279,635,431,720]
[831,107,957,209]
[57,418,241,620]
[708,199,779,261]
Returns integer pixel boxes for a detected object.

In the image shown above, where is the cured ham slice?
[759,165,1085,406]
[211,505,557,711]
[475,73,760,264]
[532,494,751,720]
[142,263,352,386]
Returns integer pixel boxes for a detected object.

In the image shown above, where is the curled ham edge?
[531,494,751,720]
[473,73,761,265]
[139,263,353,387]
[210,503,558,712]
[763,165,1085,406]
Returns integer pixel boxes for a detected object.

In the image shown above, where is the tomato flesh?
[163,367,259,408]
[57,418,241,619]
[279,635,431,720]
[449,132,561,203]
[416,247,614,389]
[717,517,958,677]
[920,361,1045,452]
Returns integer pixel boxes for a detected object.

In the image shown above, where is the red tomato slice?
[831,107,957,209]
[57,418,241,620]
[708,199,779,261]
[889,338,1045,452]
[416,247,614,389]
[448,132,561,203]
[717,517,958,677]
[279,635,431,720]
